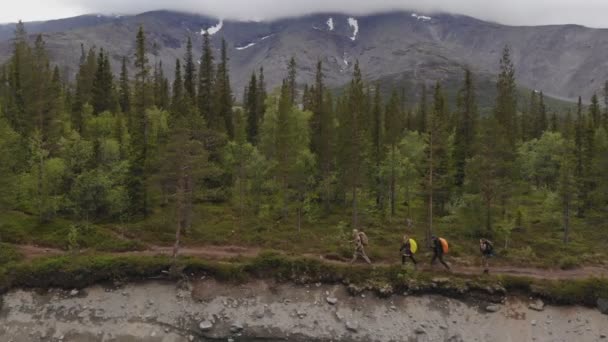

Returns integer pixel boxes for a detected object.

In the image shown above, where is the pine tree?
[244,72,259,144]
[574,96,585,217]
[183,36,196,102]
[119,56,131,114]
[337,61,369,227]
[256,67,267,123]
[590,93,601,127]
[91,49,114,115]
[550,111,558,132]
[453,68,478,187]
[310,61,334,213]
[213,39,234,137]
[423,81,451,242]
[171,59,184,116]
[371,83,385,209]
[128,26,152,217]
[286,57,297,105]
[385,89,403,217]
[535,91,547,138]
[416,84,427,133]
[495,45,517,148]
[559,146,576,244]
[198,32,214,126]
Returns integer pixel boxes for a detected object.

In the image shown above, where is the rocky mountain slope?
[1,10,607,102]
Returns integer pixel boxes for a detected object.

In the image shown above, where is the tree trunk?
[427,131,434,247]
[172,177,184,260]
[352,185,358,228]
[485,197,492,233]
[297,204,302,233]
[390,143,396,218]
[563,195,570,244]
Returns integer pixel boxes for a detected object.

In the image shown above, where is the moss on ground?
[0,252,605,308]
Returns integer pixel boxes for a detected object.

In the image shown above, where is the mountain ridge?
[0,10,606,103]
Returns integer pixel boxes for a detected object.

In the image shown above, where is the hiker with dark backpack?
[430,236,451,270]
[350,229,371,264]
[480,238,494,273]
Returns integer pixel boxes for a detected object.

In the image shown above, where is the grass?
[0,210,145,252]
[1,184,607,270]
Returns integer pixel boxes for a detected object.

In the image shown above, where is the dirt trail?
[15,244,608,280]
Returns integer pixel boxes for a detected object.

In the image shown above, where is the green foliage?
[0,23,607,275]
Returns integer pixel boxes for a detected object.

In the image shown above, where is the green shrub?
[559,256,581,270]
[0,243,23,265]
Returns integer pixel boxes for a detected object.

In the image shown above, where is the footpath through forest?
[15,244,608,280]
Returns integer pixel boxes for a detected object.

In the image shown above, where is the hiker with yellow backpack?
[430,236,451,270]
[400,234,418,269]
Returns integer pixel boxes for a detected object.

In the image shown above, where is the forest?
[0,22,607,267]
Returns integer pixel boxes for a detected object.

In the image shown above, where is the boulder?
[326,297,338,305]
[485,305,501,313]
[345,321,358,332]
[415,327,426,334]
[529,299,545,312]
[230,322,244,333]
[199,320,213,331]
[597,298,608,315]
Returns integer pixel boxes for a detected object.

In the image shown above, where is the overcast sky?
[3,0,608,28]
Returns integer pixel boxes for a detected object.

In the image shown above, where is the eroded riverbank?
[0,279,607,342]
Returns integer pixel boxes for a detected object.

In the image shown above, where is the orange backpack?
[439,238,449,254]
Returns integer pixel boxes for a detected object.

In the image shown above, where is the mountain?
[0,10,606,103]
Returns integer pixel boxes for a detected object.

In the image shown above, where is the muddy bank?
[0,279,607,342]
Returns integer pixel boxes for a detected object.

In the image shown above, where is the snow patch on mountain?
[327,17,334,31]
[235,35,274,51]
[412,13,432,21]
[236,42,256,50]
[201,20,224,35]
[348,17,359,41]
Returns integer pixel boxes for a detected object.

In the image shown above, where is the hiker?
[430,236,451,270]
[480,238,494,273]
[400,235,417,268]
[350,229,371,264]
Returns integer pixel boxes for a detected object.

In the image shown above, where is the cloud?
[4,0,608,28]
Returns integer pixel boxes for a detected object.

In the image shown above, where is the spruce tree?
[213,38,234,137]
[91,49,114,115]
[171,59,184,116]
[119,56,131,114]
[198,32,214,126]
[286,57,297,105]
[495,45,517,148]
[183,36,196,102]
[590,93,601,127]
[256,67,267,123]
[128,26,152,217]
[244,72,259,144]
[385,89,402,216]
[454,68,478,187]
[417,84,427,133]
[337,61,367,227]
[310,61,334,213]
[371,83,385,209]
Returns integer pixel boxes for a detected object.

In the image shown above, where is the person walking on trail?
[430,236,451,270]
[479,238,494,273]
[400,235,417,269]
[350,229,371,264]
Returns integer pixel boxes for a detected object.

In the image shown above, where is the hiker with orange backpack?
[430,236,450,270]
[349,229,372,264]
